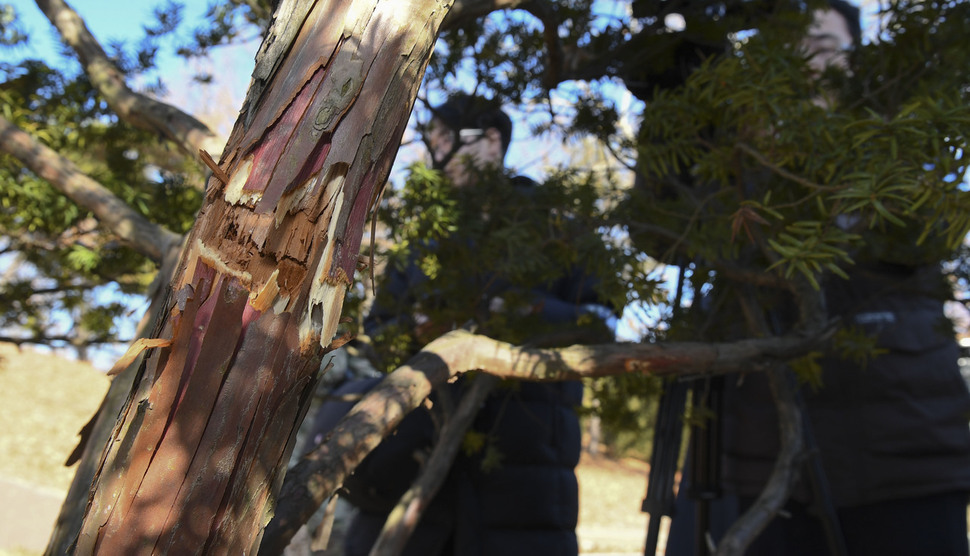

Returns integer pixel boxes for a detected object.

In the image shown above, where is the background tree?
[1,0,968,554]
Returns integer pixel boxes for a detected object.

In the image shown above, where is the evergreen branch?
[662,188,725,263]
[0,114,183,263]
[34,0,226,166]
[734,142,841,192]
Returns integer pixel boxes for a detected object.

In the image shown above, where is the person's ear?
[484,127,505,161]
[484,127,502,145]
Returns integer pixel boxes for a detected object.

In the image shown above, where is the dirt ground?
[0,342,660,556]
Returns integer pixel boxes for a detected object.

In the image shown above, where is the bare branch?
[442,328,831,382]
[34,0,226,163]
[371,373,500,556]
[263,326,833,552]
[714,370,804,556]
[0,114,183,262]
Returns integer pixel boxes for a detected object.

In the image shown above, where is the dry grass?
[0,343,109,492]
[577,453,651,554]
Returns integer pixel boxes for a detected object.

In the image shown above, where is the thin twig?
[734,142,840,192]
[370,374,500,556]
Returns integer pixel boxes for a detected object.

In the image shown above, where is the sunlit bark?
[71,0,452,553]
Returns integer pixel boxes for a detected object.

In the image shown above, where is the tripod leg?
[642,380,690,556]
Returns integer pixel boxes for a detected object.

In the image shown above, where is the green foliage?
[370,162,630,370]
[627,3,969,289]
[790,351,824,391]
[3,0,969,459]
[411,1,970,460]
[0,14,204,351]
[0,4,26,47]
[461,429,487,456]
[831,325,888,369]
[581,373,664,460]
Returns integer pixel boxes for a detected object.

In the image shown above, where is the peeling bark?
[72,0,451,553]
[46,242,181,556]
[0,114,182,263]
[34,0,226,163]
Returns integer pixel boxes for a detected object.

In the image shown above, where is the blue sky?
[12,1,259,132]
[7,2,260,368]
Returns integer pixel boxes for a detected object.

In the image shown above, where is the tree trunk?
[46,243,181,556]
[70,0,450,553]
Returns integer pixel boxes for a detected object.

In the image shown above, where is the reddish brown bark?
[73,0,452,553]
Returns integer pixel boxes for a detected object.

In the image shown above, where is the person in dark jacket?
[327,94,614,556]
[666,4,970,555]
[712,263,970,556]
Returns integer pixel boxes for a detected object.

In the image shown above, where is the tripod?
[641,371,847,556]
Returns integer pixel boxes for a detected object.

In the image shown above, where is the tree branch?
[262,326,833,553]
[708,288,810,555]
[714,369,804,556]
[0,333,126,347]
[34,0,226,163]
[734,142,841,193]
[370,373,500,556]
[0,114,183,263]
[442,0,564,88]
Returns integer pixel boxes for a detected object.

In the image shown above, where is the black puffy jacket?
[341,378,583,556]
[721,263,970,507]
[337,216,611,555]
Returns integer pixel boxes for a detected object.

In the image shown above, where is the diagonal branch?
[370,373,500,556]
[34,0,226,163]
[0,114,183,262]
[261,326,834,553]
